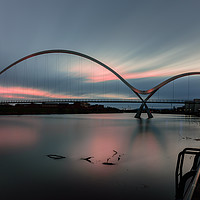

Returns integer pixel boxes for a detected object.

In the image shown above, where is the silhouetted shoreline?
[0,102,122,115]
[0,102,199,116]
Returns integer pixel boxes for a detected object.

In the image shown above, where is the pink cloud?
[0,86,131,100]
[94,93,138,99]
[0,86,133,99]
[66,59,179,83]
[0,86,76,99]
[87,68,192,82]
[0,94,26,99]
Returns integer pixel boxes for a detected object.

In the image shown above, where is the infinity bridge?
[0,49,200,118]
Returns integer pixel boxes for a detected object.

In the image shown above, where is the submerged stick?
[80,156,94,163]
[102,162,116,165]
[47,154,66,159]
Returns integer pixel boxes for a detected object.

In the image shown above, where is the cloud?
[0,86,75,100]
[0,84,136,100]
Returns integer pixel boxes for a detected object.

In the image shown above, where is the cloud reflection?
[0,126,38,149]
[0,117,40,150]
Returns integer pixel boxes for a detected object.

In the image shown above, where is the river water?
[0,113,200,200]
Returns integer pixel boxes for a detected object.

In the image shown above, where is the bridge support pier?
[135,101,153,119]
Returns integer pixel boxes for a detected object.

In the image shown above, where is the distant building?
[73,102,90,108]
[194,99,200,113]
[185,99,200,114]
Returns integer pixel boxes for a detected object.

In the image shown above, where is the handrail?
[175,148,200,200]
[184,164,200,200]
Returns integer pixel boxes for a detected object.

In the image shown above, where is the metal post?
[135,101,153,119]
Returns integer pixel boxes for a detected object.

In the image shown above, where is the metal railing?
[0,98,189,105]
[175,148,200,200]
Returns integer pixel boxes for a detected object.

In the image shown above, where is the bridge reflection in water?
[1,114,200,199]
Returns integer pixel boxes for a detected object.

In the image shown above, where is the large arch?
[0,49,143,101]
[1,49,199,96]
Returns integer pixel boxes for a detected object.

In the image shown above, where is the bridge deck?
[0,98,189,104]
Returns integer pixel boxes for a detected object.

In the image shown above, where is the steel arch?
[0,49,143,100]
[135,72,200,118]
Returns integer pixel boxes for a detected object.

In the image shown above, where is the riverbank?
[0,102,199,116]
[0,102,122,115]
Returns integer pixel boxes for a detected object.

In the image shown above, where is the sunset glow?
[0,85,134,100]
[0,86,75,99]
[67,58,198,84]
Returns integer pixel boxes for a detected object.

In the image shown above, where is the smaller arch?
[145,72,200,101]
[144,72,200,95]
[135,72,200,118]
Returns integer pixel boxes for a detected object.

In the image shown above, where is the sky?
[0,0,200,103]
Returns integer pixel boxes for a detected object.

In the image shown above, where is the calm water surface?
[0,113,200,200]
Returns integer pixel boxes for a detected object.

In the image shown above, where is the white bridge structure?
[0,49,200,118]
